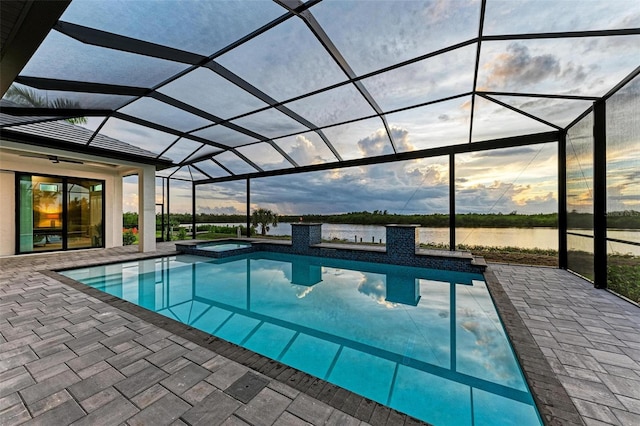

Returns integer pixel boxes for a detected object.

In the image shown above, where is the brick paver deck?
[1,244,638,425]
[488,264,640,426]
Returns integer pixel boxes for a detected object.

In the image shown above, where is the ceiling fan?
[19,153,84,164]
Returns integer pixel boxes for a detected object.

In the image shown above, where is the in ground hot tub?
[197,241,252,252]
[175,240,254,258]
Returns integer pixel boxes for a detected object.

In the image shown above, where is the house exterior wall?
[0,144,155,256]
[0,169,16,254]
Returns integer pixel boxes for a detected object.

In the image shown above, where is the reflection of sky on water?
[63,253,538,425]
[457,281,526,390]
[355,272,391,307]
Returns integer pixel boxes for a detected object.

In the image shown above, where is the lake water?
[199,223,640,255]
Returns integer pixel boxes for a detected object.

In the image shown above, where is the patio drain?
[225,372,269,403]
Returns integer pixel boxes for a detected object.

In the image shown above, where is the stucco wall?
[0,170,16,254]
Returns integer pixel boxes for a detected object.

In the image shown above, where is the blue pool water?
[61,252,542,426]
[196,241,252,252]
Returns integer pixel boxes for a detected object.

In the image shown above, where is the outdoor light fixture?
[45,212,60,228]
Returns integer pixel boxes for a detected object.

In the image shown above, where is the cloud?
[560,61,587,83]
[513,191,556,209]
[421,0,454,22]
[620,10,640,27]
[357,128,395,157]
[483,43,560,88]
[481,42,594,92]
[149,128,558,216]
[186,126,558,216]
[499,96,593,127]
[164,132,559,215]
[357,126,413,157]
[196,205,244,215]
[191,181,247,215]
[287,134,333,165]
[456,181,557,214]
[626,170,640,182]
[607,169,640,209]
[197,182,246,198]
[471,147,537,158]
[245,150,450,215]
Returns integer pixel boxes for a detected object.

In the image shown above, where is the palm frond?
[5,85,46,107]
[5,85,88,124]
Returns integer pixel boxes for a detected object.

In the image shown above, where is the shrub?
[607,254,640,303]
[123,228,137,245]
[177,227,188,240]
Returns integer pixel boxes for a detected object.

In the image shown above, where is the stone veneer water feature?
[175,223,486,273]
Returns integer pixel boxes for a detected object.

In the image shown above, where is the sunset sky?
[122,140,561,216]
[46,0,637,216]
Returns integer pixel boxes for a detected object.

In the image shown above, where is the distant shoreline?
[124,211,639,230]
[122,211,640,230]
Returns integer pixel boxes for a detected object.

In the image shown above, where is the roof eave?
[0,128,175,170]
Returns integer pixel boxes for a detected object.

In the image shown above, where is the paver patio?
[1,243,638,425]
[489,264,640,426]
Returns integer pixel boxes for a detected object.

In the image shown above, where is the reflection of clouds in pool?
[322,267,396,307]
[459,308,523,388]
[230,262,522,386]
[461,320,487,343]
[293,285,314,299]
[357,274,397,308]
[253,266,321,300]
[322,267,347,277]
[248,267,289,286]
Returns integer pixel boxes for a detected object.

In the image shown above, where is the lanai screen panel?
[1,0,639,182]
[566,113,595,281]
[195,182,248,221]
[605,75,640,298]
[606,75,640,242]
[455,143,558,254]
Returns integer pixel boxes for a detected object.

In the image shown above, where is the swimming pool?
[61,252,541,426]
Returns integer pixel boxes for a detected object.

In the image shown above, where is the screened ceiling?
[1,0,639,182]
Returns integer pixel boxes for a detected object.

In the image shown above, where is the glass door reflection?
[32,176,64,252]
[67,179,103,249]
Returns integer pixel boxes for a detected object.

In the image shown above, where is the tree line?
[122,210,640,229]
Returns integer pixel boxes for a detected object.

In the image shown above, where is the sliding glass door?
[17,174,104,253]
[67,179,104,249]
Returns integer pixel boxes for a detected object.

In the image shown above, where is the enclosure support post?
[449,153,456,251]
[246,178,251,237]
[593,101,607,289]
[450,283,457,371]
[159,176,165,242]
[191,182,196,240]
[166,178,171,242]
[558,132,568,269]
[155,203,164,242]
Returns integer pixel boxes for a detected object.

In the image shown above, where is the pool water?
[196,241,252,252]
[61,252,542,426]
